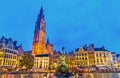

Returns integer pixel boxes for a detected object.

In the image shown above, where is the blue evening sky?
[0,0,120,53]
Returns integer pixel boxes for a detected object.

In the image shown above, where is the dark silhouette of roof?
[35,54,49,57]
[94,47,107,51]
[116,54,120,57]
[0,35,23,50]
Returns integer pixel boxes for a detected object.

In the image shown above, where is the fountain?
[54,47,73,77]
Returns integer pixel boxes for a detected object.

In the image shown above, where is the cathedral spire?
[33,6,46,43]
[40,7,44,19]
[32,6,48,56]
[35,6,45,33]
[32,6,53,56]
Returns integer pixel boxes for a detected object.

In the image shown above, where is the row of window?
[96,59,109,62]
[76,53,88,56]
[76,57,88,60]
[4,54,17,59]
[35,65,49,68]
[34,62,49,64]
[96,53,109,57]
[76,53,110,57]
[2,60,16,65]
[0,48,18,55]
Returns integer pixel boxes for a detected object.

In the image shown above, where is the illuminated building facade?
[87,44,95,67]
[75,44,114,71]
[34,54,49,69]
[32,7,53,56]
[76,47,89,67]
[0,36,23,70]
[66,52,76,71]
[116,54,120,70]
[17,45,24,68]
[111,52,118,69]
[94,47,112,68]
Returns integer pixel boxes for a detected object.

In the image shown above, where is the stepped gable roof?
[83,44,107,51]
[0,36,23,51]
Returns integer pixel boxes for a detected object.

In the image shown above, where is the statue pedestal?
[55,65,73,77]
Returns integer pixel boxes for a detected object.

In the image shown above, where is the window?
[82,53,84,56]
[100,54,102,57]
[96,54,98,57]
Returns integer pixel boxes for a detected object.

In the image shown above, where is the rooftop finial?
[40,6,43,12]
[62,47,65,54]
[39,6,44,18]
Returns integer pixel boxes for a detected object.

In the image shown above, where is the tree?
[19,52,34,71]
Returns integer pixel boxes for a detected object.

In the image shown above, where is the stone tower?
[46,38,54,55]
[32,7,48,56]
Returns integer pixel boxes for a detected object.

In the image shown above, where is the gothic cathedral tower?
[32,7,48,56]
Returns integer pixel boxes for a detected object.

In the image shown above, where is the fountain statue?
[54,47,73,77]
[60,51,66,66]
